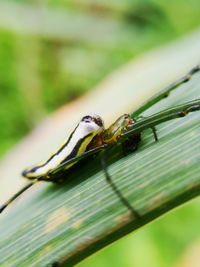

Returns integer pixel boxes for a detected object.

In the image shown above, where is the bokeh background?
[0,1,200,267]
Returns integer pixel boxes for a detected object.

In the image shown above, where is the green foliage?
[0,32,30,154]
[77,199,200,267]
[0,0,200,156]
[0,2,200,265]
[0,64,199,266]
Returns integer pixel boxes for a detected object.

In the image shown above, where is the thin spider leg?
[151,126,158,142]
[100,150,140,220]
[132,64,200,117]
[121,99,200,141]
[0,180,37,214]
[135,116,158,141]
[0,146,107,214]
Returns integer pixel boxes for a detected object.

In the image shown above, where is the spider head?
[80,114,104,134]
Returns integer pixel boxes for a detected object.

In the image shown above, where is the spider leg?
[0,146,107,214]
[151,126,158,142]
[0,180,37,214]
[100,150,140,220]
[133,64,200,117]
[121,99,200,141]
[135,116,158,142]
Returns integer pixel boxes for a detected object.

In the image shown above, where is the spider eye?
[81,115,104,127]
[82,115,92,123]
[93,117,104,127]
[124,114,130,120]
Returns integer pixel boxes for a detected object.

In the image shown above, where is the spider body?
[22,114,105,180]
[0,65,200,215]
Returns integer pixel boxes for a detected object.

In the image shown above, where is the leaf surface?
[0,70,200,267]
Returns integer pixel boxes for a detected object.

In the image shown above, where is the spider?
[0,64,200,218]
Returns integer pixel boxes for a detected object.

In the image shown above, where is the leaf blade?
[0,70,200,266]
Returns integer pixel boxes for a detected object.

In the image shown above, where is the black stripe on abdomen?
[60,133,93,164]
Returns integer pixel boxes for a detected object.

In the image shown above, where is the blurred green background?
[0,1,200,266]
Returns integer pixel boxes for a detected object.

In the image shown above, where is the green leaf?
[0,70,200,267]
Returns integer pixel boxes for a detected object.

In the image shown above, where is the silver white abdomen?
[22,114,104,179]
